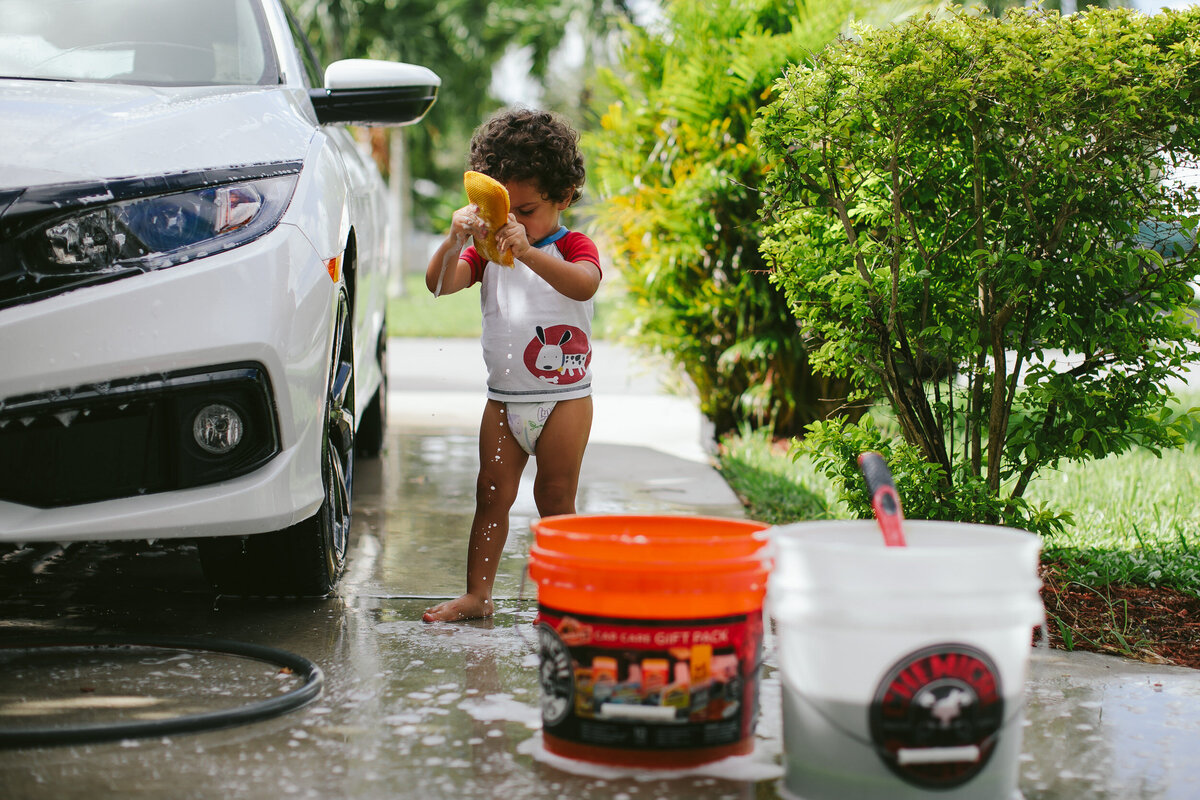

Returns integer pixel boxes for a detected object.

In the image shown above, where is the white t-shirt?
[463,227,601,403]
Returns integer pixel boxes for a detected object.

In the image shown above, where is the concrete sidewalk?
[390,337,715,462]
[388,337,1200,800]
[389,337,743,514]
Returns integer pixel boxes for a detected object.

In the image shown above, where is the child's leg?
[423,400,529,622]
[531,396,593,517]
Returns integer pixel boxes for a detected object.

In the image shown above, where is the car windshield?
[0,0,278,86]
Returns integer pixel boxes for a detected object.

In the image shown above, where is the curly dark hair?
[468,108,585,206]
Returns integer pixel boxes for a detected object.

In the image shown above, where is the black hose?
[0,635,323,748]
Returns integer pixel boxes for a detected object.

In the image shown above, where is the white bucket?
[768,520,1043,800]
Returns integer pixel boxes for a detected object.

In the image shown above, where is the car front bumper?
[0,223,334,542]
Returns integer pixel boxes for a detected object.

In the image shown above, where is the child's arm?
[425,205,485,297]
[495,216,601,301]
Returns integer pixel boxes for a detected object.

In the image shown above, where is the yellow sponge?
[464,171,514,267]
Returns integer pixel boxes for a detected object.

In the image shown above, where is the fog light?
[193,404,243,454]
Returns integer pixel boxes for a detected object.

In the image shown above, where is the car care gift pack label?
[535,606,764,750]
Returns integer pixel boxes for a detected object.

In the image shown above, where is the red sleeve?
[558,231,602,275]
[460,245,486,285]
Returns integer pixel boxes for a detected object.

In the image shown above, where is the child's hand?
[495,214,530,260]
[449,204,488,246]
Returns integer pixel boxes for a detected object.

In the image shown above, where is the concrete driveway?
[0,339,1197,799]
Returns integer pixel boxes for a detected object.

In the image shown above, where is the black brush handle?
[857,451,906,546]
[858,452,899,515]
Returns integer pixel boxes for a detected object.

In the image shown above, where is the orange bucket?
[528,514,771,768]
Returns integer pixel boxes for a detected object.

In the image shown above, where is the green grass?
[387,271,481,338]
[1024,444,1200,596]
[716,400,1200,598]
[386,268,624,340]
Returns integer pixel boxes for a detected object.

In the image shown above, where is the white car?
[0,0,438,595]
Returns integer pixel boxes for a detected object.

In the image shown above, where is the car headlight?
[21,171,300,275]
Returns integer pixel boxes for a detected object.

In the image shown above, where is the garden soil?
[1040,560,1200,670]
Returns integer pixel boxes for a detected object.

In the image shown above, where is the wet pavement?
[1,338,1198,799]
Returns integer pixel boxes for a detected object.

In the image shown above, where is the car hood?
[0,80,317,191]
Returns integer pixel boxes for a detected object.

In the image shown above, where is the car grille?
[0,364,279,508]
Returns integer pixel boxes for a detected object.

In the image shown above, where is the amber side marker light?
[325,253,342,283]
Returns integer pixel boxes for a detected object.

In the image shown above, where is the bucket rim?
[535,529,770,548]
[533,514,773,556]
[768,519,1041,553]
[529,543,772,575]
[536,512,770,526]
[534,513,770,540]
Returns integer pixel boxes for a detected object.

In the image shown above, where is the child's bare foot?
[422,594,494,622]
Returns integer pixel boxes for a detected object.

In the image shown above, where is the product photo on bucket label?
[535,606,764,765]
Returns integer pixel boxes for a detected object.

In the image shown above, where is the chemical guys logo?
[537,622,574,726]
[868,644,1004,789]
[524,325,590,385]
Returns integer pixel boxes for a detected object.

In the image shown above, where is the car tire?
[355,323,387,458]
[199,292,355,596]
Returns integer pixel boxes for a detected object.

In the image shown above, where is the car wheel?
[355,322,387,458]
[199,292,354,596]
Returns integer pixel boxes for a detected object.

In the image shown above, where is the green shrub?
[755,6,1200,530]
[588,0,931,437]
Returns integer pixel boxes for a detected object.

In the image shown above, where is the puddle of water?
[517,733,784,782]
[0,646,306,727]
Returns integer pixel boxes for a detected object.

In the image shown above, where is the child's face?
[505,180,570,242]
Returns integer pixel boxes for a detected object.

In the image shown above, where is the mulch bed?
[1039,560,1200,670]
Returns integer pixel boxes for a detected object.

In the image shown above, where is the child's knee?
[476,471,518,507]
[533,475,575,515]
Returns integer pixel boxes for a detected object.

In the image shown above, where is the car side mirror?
[309,59,440,127]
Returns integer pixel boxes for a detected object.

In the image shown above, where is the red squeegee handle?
[857,451,907,547]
